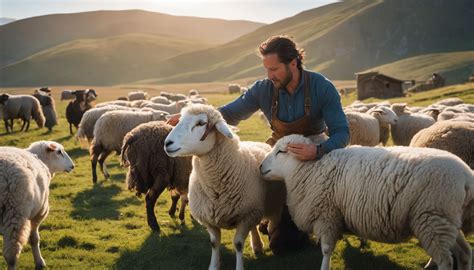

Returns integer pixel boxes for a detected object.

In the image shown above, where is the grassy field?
[0,83,473,269]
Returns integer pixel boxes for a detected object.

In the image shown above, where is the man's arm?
[218,83,261,125]
[320,82,350,153]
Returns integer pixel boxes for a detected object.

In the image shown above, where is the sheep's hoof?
[168,210,176,218]
[104,173,110,179]
[180,219,185,226]
[92,178,97,184]
[35,262,46,270]
[148,221,160,232]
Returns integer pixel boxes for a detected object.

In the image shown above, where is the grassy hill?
[0,82,472,269]
[361,51,474,84]
[0,33,214,86]
[140,0,473,84]
[0,10,264,68]
[0,17,15,25]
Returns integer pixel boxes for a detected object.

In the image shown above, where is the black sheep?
[66,89,97,135]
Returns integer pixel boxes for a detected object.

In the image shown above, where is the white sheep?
[142,100,188,114]
[60,90,75,101]
[188,89,199,96]
[150,96,171,104]
[260,134,474,270]
[90,110,168,183]
[410,120,474,169]
[0,94,45,133]
[95,100,131,108]
[433,97,464,106]
[127,91,148,101]
[0,141,74,270]
[76,105,139,144]
[164,104,283,270]
[390,103,435,146]
[345,106,398,146]
[437,111,474,122]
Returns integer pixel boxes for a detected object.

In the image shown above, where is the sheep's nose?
[71,165,75,170]
[165,140,173,147]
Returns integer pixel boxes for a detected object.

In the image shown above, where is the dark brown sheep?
[121,121,192,232]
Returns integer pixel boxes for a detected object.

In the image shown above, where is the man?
[168,35,349,254]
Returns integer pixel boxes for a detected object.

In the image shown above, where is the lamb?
[0,141,74,270]
[410,120,474,169]
[60,90,75,101]
[127,91,148,101]
[390,103,435,146]
[0,94,45,133]
[260,134,474,270]
[150,96,171,104]
[164,104,284,270]
[65,89,98,135]
[32,92,57,132]
[90,110,168,183]
[345,106,398,146]
[76,105,138,143]
[121,121,192,232]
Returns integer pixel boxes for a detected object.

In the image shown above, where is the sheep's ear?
[46,143,57,152]
[215,121,233,139]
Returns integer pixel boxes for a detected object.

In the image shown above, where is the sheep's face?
[369,106,398,125]
[164,112,233,157]
[260,135,307,181]
[28,141,75,174]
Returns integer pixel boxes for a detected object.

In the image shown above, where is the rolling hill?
[0,10,265,68]
[0,18,15,25]
[362,51,474,84]
[1,0,472,86]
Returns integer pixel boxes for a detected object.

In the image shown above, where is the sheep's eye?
[57,150,63,156]
[196,121,207,127]
[276,150,287,156]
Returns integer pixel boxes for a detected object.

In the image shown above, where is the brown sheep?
[121,121,192,232]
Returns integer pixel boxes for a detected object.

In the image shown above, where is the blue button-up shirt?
[219,70,349,153]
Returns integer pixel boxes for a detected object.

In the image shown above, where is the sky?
[0,0,338,23]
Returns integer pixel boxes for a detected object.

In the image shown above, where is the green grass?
[0,85,473,269]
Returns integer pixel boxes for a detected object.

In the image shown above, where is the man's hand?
[166,113,181,126]
[287,143,317,161]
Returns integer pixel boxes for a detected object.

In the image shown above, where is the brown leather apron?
[266,70,320,146]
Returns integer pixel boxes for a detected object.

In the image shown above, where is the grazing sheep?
[150,96,171,104]
[0,94,45,133]
[345,106,398,146]
[410,120,474,169]
[391,103,435,146]
[76,105,138,144]
[164,104,284,270]
[260,134,474,270]
[117,96,128,101]
[433,97,464,107]
[228,83,241,94]
[121,121,192,231]
[127,91,148,101]
[65,89,97,135]
[168,93,187,102]
[32,92,57,132]
[90,110,168,183]
[0,141,74,270]
[60,90,75,101]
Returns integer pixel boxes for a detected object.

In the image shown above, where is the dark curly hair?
[258,35,305,70]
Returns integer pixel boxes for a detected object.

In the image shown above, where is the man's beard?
[272,65,292,89]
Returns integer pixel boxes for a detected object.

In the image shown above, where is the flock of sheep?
[0,86,473,270]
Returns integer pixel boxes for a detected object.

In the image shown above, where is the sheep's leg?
[20,119,26,131]
[168,190,179,218]
[414,215,457,270]
[451,231,471,270]
[145,185,166,232]
[207,225,221,270]
[250,226,264,255]
[29,221,46,269]
[69,123,73,135]
[9,118,14,130]
[178,193,188,225]
[3,215,31,270]
[234,223,252,270]
[4,119,10,133]
[320,234,336,270]
[90,144,101,183]
[25,119,30,132]
[98,150,112,179]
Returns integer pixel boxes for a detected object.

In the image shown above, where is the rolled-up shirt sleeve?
[320,82,350,152]
[218,83,261,126]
